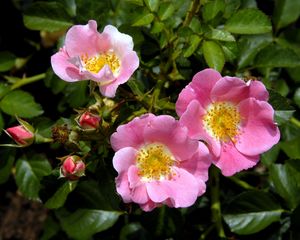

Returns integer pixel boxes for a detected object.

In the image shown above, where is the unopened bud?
[60,155,85,180]
[5,125,34,147]
[78,111,101,130]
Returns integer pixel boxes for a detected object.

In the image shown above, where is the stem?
[228,176,256,190]
[210,166,225,238]
[290,117,300,128]
[11,73,46,90]
[155,205,165,237]
[183,0,201,27]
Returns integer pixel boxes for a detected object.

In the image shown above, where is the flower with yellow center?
[203,102,241,143]
[136,143,176,181]
[81,51,120,76]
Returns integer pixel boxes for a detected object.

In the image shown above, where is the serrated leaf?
[65,81,88,108]
[202,40,225,72]
[57,209,122,240]
[132,13,154,26]
[202,0,225,22]
[0,51,16,72]
[158,3,175,21]
[205,28,235,42]
[0,90,43,118]
[270,160,300,209]
[224,191,283,234]
[183,35,202,57]
[23,2,73,32]
[255,44,300,68]
[237,34,272,69]
[225,8,272,34]
[45,181,77,209]
[273,0,300,30]
[222,41,238,62]
[15,154,52,199]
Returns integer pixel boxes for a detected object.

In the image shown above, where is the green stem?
[11,73,46,90]
[210,166,225,238]
[155,205,165,237]
[183,0,201,27]
[228,176,256,190]
[290,117,300,128]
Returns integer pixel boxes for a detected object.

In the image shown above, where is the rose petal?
[112,147,137,174]
[236,98,280,156]
[115,172,132,203]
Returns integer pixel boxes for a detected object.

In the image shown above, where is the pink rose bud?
[61,155,85,180]
[5,125,34,147]
[78,112,101,130]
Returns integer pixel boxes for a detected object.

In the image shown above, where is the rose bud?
[78,111,101,130]
[5,125,34,147]
[60,155,85,180]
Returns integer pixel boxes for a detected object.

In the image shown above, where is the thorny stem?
[11,73,46,90]
[210,166,226,239]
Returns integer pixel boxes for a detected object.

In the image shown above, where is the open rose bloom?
[110,114,211,211]
[176,69,280,176]
[51,20,139,97]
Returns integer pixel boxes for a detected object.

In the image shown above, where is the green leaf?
[15,154,52,200]
[44,68,68,95]
[158,3,175,21]
[273,0,300,30]
[57,209,123,240]
[0,82,10,99]
[261,144,280,167]
[125,0,144,6]
[255,44,300,68]
[280,137,300,159]
[65,81,89,108]
[222,41,238,62]
[144,0,159,12]
[202,40,225,72]
[223,0,241,19]
[23,2,73,32]
[132,13,154,26]
[205,28,235,42]
[183,34,202,58]
[202,0,225,22]
[0,148,15,184]
[225,8,272,34]
[45,181,77,209]
[275,110,295,125]
[224,191,283,234]
[270,160,300,209]
[0,90,43,118]
[294,88,300,108]
[40,216,60,240]
[0,111,4,132]
[0,51,16,72]
[237,34,272,69]
[151,21,164,34]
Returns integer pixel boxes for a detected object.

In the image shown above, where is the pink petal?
[214,142,260,176]
[65,20,103,57]
[110,113,156,151]
[50,49,84,82]
[102,25,134,57]
[249,80,269,101]
[127,166,149,204]
[236,98,280,156]
[146,168,199,208]
[179,100,221,157]
[117,51,139,84]
[143,115,198,160]
[140,201,158,212]
[115,172,132,203]
[211,77,248,103]
[180,142,212,187]
[112,147,137,174]
[176,68,221,115]
[99,80,119,98]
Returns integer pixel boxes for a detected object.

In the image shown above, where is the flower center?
[136,143,175,181]
[203,102,241,143]
[81,51,120,75]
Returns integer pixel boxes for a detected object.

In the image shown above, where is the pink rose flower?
[5,125,34,147]
[60,155,85,180]
[110,114,211,211]
[51,20,139,98]
[176,68,280,176]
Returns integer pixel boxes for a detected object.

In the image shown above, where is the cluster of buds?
[60,155,85,180]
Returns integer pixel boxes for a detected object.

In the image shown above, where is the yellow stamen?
[81,51,120,75]
[136,143,175,181]
[203,102,241,143]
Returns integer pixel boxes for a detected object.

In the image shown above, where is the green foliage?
[0,0,299,239]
